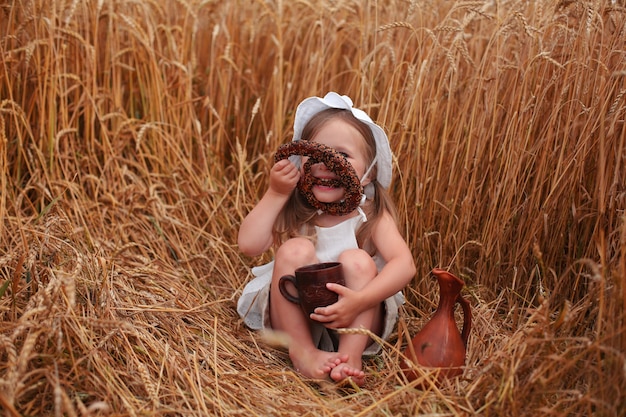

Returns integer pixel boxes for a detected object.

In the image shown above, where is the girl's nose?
[312,161,330,171]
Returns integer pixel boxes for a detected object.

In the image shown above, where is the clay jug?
[401,268,471,384]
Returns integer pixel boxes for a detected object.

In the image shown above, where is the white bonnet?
[292,92,393,189]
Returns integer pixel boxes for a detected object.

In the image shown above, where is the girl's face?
[307,118,371,205]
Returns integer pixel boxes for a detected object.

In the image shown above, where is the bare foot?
[329,359,366,386]
[289,347,349,380]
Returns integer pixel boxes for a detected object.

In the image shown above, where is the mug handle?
[278,275,300,304]
[456,294,472,347]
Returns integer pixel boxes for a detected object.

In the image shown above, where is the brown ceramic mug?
[278,262,345,316]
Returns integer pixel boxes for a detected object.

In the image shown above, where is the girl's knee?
[338,249,377,286]
[275,237,316,265]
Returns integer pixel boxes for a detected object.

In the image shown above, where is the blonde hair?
[273,108,397,254]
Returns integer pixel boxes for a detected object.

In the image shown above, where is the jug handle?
[456,295,472,347]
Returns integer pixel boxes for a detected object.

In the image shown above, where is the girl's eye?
[338,152,349,159]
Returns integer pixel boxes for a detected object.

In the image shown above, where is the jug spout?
[432,268,465,298]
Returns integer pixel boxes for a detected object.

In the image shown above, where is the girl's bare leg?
[270,238,348,379]
[330,249,384,386]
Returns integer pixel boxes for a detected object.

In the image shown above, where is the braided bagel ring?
[274,141,364,216]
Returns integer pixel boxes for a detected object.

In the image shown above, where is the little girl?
[237,92,416,386]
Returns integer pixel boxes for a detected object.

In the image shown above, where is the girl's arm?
[237,159,300,256]
[357,211,417,306]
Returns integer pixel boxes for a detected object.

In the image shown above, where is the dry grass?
[1,0,625,415]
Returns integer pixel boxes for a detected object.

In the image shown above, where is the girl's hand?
[269,159,301,196]
[310,283,361,329]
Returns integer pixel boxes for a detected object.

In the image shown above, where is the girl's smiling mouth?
[311,174,342,189]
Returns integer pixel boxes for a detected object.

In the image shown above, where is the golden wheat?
[0,0,624,415]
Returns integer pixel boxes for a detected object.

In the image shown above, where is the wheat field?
[1,0,625,415]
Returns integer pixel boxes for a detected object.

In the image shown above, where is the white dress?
[237,211,405,355]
